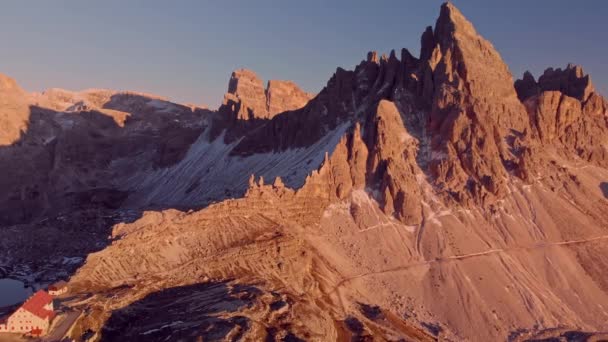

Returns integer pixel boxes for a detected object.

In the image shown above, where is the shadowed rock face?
[99,282,259,342]
[516,64,596,102]
[516,65,608,167]
[0,86,210,290]
[3,2,608,342]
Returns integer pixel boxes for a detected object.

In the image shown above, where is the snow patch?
[140,321,184,335]
[62,257,84,265]
[120,122,351,208]
[147,99,179,113]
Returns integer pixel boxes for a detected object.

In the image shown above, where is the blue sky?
[0,1,606,108]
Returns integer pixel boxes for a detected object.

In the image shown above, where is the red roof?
[20,290,55,320]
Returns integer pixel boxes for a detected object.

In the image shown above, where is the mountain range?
[1,3,607,341]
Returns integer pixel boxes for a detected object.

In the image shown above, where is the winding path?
[41,310,81,342]
[330,234,608,293]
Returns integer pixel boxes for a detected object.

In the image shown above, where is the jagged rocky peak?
[224,68,267,120]
[515,64,608,166]
[515,64,595,102]
[419,26,436,61]
[266,79,314,117]
[366,100,422,224]
[539,64,595,101]
[220,68,313,121]
[430,1,525,115]
[366,51,379,63]
[514,71,540,101]
[415,2,532,204]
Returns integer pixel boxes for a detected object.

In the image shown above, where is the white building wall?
[3,308,50,334]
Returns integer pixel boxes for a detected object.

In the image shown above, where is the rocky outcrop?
[514,71,540,101]
[0,73,30,145]
[517,65,608,166]
[266,80,314,117]
[226,66,355,154]
[212,69,315,147]
[365,100,422,224]
[516,64,595,102]
[538,64,595,101]
[221,69,268,121]
[525,91,581,142]
[219,69,313,121]
[420,2,530,204]
[419,26,436,62]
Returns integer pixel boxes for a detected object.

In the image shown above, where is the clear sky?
[1,1,606,108]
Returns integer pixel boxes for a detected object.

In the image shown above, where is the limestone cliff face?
[364,101,422,224]
[266,80,314,117]
[219,68,313,121]
[212,69,315,148]
[221,69,268,120]
[0,73,30,145]
[517,66,608,167]
[419,3,531,205]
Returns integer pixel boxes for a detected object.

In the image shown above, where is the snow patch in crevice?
[121,122,351,209]
[146,99,179,113]
[140,321,184,336]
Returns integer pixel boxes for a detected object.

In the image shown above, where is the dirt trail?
[330,234,608,292]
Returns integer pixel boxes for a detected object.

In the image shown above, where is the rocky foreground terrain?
[1,3,608,341]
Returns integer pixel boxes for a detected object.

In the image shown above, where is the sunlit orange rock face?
[2,2,608,341]
[219,68,313,121]
[0,73,30,145]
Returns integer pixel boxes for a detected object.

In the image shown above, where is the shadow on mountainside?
[0,83,357,290]
[98,282,259,342]
[508,326,608,342]
[0,97,213,287]
[601,182,608,199]
[211,91,332,157]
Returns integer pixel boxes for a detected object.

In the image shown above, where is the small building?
[48,280,68,296]
[0,290,55,335]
